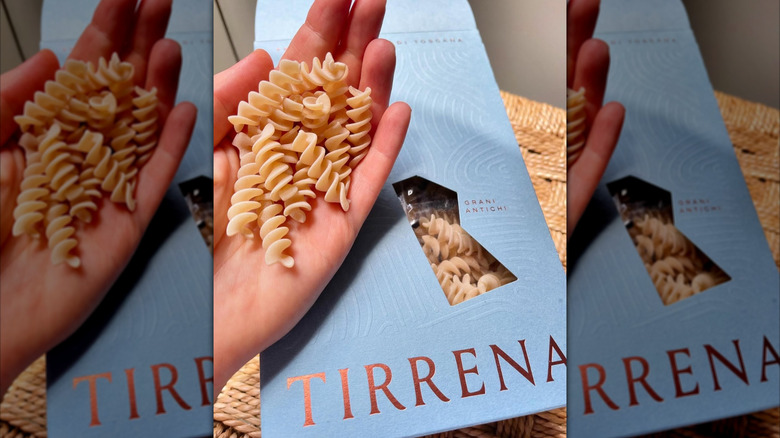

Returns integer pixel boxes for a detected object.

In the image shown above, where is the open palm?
[213,0,411,391]
[0,0,196,396]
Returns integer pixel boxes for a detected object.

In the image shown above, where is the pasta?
[226,53,374,268]
[12,53,158,268]
[418,213,516,305]
[625,210,730,305]
[566,87,586,166]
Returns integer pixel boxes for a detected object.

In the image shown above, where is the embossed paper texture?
[43,1,213,437]
[567,1,780,437]
[255,1,566,437]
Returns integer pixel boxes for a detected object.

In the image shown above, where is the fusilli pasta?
[419,213,515,305]
[567,87,587,166]
[12,53,159,267]
[226,53,374,267]
[626,210,730,305]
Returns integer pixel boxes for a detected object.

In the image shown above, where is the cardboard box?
[255,1,567,436]
[42,1,214,436]
[567,1,780,436]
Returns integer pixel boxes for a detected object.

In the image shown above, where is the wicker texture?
[0,92,777,438]
[501,92,567,269]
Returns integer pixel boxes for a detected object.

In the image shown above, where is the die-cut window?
[393,176,516,305]
[607,176,730,305]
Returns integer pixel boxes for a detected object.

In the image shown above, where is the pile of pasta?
[12,53,158,268]
[628,210,730,305]
[566,87,586,166]
[226,53,372,268]
[416,213,516,305]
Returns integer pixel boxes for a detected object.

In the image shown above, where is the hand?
[0,0,197,396]
[567,0,625,237]
[213,0,411,392]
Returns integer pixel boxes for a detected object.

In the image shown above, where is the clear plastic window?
[394,176,517,305]
[607,176,730,305]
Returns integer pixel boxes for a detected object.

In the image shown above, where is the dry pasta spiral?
[567,87,586,166]
[11,53,158,267]
[418,213,516,305]
[625,210,730,304]
[227,53,373,267]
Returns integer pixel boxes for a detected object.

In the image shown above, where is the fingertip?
[367,38,396,60]
[583,37,609,53]
[174,101,198,123]
[373,101,411,161]
[387,101,412,121]
[600,101,626,126]
[146,38,183,118]
[36,49,61,71]
[247,48,275,67]
[149,38,183,73]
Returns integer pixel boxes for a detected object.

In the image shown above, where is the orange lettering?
[453,348,485,398]
[287,372,326,427]
[579,363,619,414]
[72,372,112,427]
[365,363,406,414]
[151,363,192,414]
[408,356,449,406]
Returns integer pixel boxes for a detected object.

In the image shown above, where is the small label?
[463,199,509,214]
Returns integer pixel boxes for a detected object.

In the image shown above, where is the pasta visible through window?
[394,176,517,305]
[608,176,730,305]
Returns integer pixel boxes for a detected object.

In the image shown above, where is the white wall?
[684,0,778,108]
[468,0,566,109]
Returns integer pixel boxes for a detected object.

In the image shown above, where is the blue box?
[255,1,567,436]
[567,1,780,436]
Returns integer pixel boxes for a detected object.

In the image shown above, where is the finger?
[213,142,239,248]
[68,0,137,64]
[283,0,351,63]
[134,102,197,228]
[572,38,610,125]
[336,0,386,86]
[0,50,60,145]
[348,101,411,224]
[568,101,625,236]
[213,49,274,146]
[567,0,601,86]
[358,39,396,134]
[0,148,25,246]
[145,38,182,123]
[126,0,173,85]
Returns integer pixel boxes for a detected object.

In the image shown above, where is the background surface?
[1,0,777,108]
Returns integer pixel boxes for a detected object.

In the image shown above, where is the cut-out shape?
[607,176,730,305]
[179,176,213,253]
[393,176,517,305]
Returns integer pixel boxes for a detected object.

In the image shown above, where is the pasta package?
[256,1,566,437]
[567,1,780,436]
[12,53,158,268]
[226,53,372,267]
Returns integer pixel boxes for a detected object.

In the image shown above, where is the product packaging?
[567,1,780,436]
[255,1,566,436]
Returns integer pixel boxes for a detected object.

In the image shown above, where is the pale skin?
[567,0,626,237]
[0,0,197,397]
[213,0,412,393]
